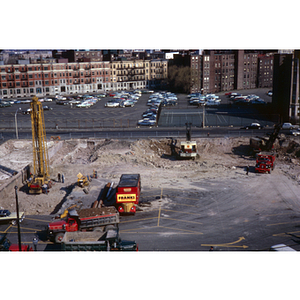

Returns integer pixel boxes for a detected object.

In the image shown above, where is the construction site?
[1,96,300,251]
[1,132,300,215]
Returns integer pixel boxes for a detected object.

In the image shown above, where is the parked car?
[206,100,221,106]
[22,108,32,115]
[0,210,11,217]
[0,101,12,107]
[43,106,53,111]
[161,100,177,107]
[137,119,156,127]
[290,129,300,136]
[120,100,135,107]
[250,99,266,105]
[105,100,120,108]
[0,209,25,225]
[282,123,299,130]
[242,123,263,130]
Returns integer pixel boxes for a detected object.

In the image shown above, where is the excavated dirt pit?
[1,136,300,215]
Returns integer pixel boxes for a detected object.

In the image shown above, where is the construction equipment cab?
[116,174,141,214]
[77,172,90,187]
[179,122,198,160]
[179,141,198,159]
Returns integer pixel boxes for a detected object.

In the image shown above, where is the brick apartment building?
[0,61,111,98]
[273,50,300,123]
[171,50,275,94]
[257,53,274,88]
[0,53,168,98]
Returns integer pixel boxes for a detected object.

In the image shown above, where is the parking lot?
[0,88,274,131]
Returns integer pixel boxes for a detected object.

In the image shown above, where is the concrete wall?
[0,164,31,201]
[0,140,64,201]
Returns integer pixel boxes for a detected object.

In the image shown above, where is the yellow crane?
[28,96,51,194]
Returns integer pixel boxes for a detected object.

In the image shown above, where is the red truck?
[47,207,119,243]
[9,244,33,251]
[255,152,275,174]
[115,174,141,214]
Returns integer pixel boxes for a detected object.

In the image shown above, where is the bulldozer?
[77,173,90,188]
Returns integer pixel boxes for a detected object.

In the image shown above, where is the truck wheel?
[105,225,117,231]
[55,233,65,243]
[93,226,104,232]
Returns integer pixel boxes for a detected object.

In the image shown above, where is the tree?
[167,65,192,93]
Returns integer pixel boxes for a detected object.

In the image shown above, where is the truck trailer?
[115,174,141,214]
[61,228,138,251]
[48,207,119,243]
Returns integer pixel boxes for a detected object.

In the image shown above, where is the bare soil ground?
[1,136,300,215]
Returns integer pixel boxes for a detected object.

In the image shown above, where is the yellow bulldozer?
[77,172,90,188]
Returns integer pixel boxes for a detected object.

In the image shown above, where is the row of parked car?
[187,93,221,106]
[137,92,178,127]
[54,94,106,108]
[225,92,267,105]
[104,90,143,108]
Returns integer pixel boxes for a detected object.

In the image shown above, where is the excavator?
[27,96,51,194]
[250,123,282,152]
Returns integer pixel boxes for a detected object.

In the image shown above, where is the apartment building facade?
[110,59,150,91]
[0,56,168,98]
[0,61,111,98]
[257,54,274,88]
[149,59,168,88]
[273,50,300,123]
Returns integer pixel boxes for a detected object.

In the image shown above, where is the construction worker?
[33,236,38,251]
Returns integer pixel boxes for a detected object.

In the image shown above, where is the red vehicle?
[255,152,275,174]
[47,207,119,243]
[115,174,141,214]
[9,244,33,251]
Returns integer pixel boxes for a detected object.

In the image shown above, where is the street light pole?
[14,107,21,139]
[203,103,206,128]
[14,186,22,252]
[201,88,205,128]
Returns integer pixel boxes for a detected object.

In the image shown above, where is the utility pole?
[14,186,22,251]
[14,107,21,139]
[202,103,206,128]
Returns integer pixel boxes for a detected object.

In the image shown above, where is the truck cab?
[255,152,275,174]
[48,218,79,242]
